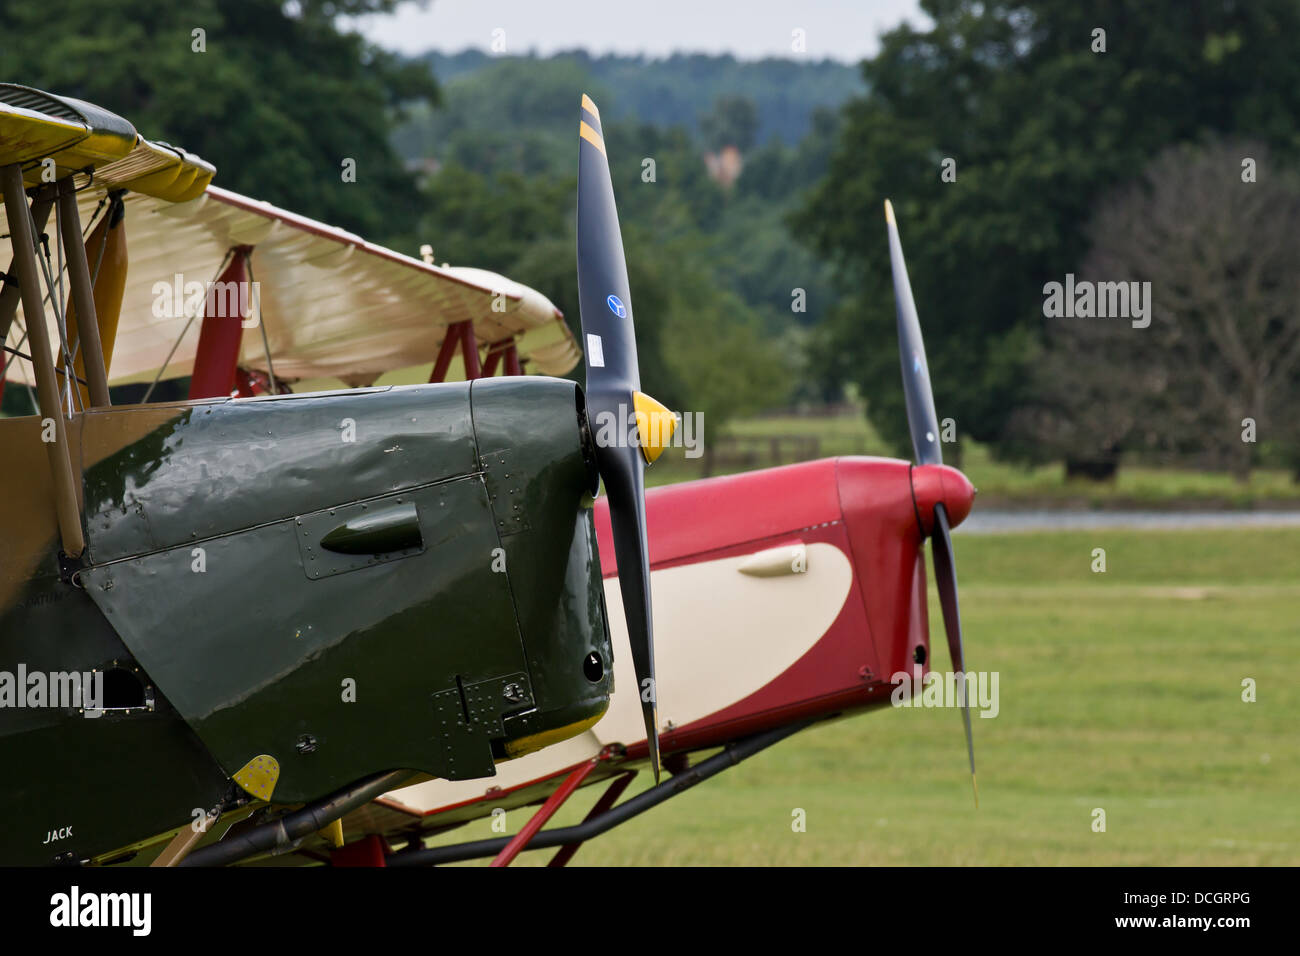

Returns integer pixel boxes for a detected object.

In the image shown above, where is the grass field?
[428,527,1300,865]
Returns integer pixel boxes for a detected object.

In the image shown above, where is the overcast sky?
[349,0,929,61]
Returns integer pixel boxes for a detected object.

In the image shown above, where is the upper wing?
[1,82,579,390]
[3,186,579,389]
[100,186,580,386]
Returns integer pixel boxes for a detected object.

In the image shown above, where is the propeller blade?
[884,199,943,466]
[930,502,977,808]
[575,94,662,780]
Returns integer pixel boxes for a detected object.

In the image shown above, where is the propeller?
[884,199,978,807]
[576,94,676,781]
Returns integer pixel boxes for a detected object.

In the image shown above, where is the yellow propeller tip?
[581,93,601,120]
[884,198,895,225]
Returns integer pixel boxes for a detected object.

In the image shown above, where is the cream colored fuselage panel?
[392,541,853,811]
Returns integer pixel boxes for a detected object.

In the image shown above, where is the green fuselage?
[0,376,613,865]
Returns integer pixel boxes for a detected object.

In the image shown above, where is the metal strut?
[481,339,521,378]
[428,319,482,383]
[489,756,602,866]
[548,770,636,867]
[386,721,812,867]
[56,177,111,407]
[1,165,85,558]
[179,769,412,867]
[0,185,54,346]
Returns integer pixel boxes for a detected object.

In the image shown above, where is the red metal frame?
[428,324,524,384]
[488,756,601,867]
[428,320,484,383]
[427,322,462,384]
[188,246,253,399]
[458,321,481,379]
[547,770,636,867]
[481,339,511,377]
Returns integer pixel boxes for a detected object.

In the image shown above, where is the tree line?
[7,0,1299,479]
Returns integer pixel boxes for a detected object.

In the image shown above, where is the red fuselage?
[594,455,974,756]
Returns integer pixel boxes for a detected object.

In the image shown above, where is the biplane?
[310,204,982,868]
[0,83,978,868]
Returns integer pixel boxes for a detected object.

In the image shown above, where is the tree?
[1015,140,1300,479]
[0,0,437,246]
[416,153,787,428]
[794,0,1300,461]
[700,95,758,153]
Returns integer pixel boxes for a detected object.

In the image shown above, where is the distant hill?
[409,49,865,148]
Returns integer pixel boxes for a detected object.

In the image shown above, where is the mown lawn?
[430,527,1300,865]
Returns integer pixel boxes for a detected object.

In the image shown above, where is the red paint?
[188,247,252,399]
[233,367,290,397]
[548,771,636,867]
[593,458,845,575]
[467,339,521,379]
[331,834,389,867]
[482,343,505,377]
[489,757,599,867]
[233,368,259,398]
[836,457,929,690]
[594,456,958,758]
[426,325,462,385]
[428,322,462,384]
[910,463,976,534]
[459,321,482,379]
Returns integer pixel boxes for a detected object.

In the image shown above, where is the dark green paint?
[0,378,613,864]
[319,501,422,555]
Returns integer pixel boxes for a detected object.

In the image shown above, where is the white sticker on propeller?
[586,333,605,367]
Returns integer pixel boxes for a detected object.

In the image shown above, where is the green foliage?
[404,57,838,429]
[414,50,864,147]
[391,51,859,411]
[699,95,758,152]
[794,0,1300,462]
[0,0,437,246]
[415,156,785,427]
[1020,139,1300,476]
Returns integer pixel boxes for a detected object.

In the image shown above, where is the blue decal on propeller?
[607,294,627,318]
